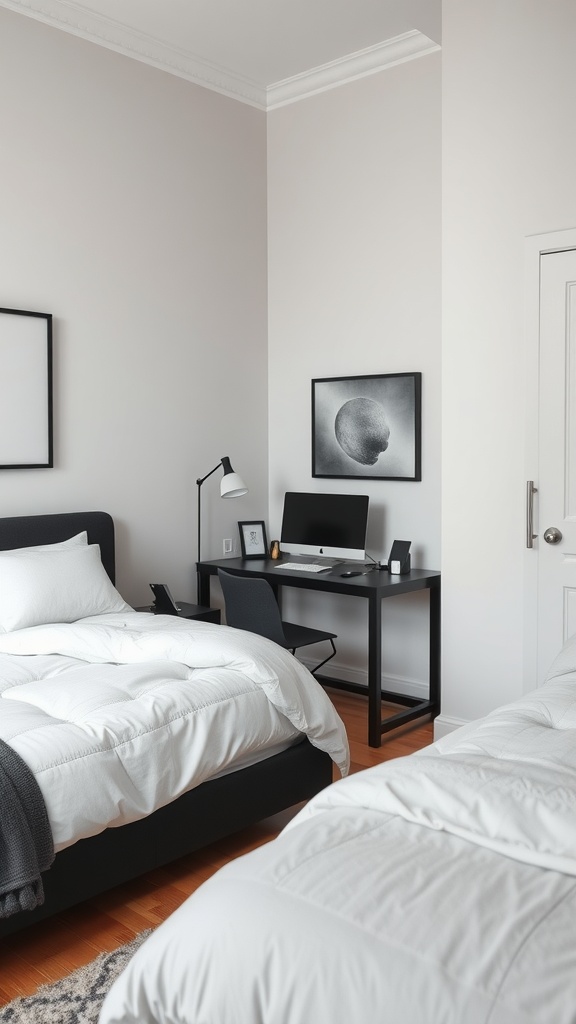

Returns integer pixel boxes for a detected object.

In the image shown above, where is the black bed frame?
[0,512,333,938]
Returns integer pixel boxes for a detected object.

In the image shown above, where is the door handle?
[526,481,538,548]
[543,526,563,545]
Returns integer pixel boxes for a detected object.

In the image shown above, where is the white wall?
[267,56,442,694]
[0,9,268,607]
[11,3,571,731]
[441,0,576,726]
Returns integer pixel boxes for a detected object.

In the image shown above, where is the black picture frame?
[238,520,268,559]
[312,372,421,481]
[0,307,53,469]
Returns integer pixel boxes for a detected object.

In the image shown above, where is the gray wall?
[267,55,442,696]
[442,0,576,726]
[0,8,269,607]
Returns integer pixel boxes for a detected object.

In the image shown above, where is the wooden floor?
[0,690,433,1005]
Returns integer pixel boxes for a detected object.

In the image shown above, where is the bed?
[0,511,348,938]
[101,638,576,1024]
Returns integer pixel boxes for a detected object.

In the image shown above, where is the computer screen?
[280,492,369,561]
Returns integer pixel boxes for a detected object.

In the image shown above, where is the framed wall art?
[0,307,53,469]
[312,372,421,481]
[238,520,268,559]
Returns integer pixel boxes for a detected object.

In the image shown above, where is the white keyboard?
[276,562,334,573]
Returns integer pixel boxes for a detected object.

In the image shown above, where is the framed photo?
[238,520,268,559]
[0,307,53,469]
[312,372,421,481]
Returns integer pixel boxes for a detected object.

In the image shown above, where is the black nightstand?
[135,603,221,624]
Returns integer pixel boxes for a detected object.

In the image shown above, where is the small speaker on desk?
[388,540,411,575]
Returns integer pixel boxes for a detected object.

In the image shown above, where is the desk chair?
[218,568,337,674]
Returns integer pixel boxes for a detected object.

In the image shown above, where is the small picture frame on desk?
[238,520,268,559]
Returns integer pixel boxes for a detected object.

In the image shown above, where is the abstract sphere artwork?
[312,372,421,480]
[334,397,390,466]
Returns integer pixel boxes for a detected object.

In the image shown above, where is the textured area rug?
[0,930,152,1023]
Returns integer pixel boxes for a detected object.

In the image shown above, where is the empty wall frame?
[0,307,53,469]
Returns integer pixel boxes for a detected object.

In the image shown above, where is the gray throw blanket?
[0,738,54,918]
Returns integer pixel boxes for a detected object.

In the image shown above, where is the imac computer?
[280,492,369,561]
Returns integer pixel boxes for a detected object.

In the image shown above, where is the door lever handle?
[526,481,538,548]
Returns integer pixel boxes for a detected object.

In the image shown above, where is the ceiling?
[0,0,441,110]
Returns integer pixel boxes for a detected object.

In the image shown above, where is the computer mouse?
[341,570,363,577]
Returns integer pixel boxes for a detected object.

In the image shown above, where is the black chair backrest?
[218,569,288,648]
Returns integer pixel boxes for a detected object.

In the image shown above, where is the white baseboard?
[433,715,467,740]
[299,657,429,702]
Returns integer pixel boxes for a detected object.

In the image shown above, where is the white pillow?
[7,531,88,555]
[0,543,131,632]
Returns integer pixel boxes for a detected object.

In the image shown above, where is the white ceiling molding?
[266,31,440,110]
[0,0,268,107]
[0,0,439,111]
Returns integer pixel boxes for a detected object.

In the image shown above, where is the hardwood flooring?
[0,690,433,1005]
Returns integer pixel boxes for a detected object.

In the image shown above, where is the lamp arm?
[197,463,223,592]
[196,458,245,601]
[196,463,222,488]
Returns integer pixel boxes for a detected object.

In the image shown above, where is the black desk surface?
[197,556,440,596]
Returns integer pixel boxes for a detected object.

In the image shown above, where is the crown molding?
[0,0,268,108]
[266,31,440,110]
[0,1,439,111]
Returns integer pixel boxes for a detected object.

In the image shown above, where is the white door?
[535,247,576,682]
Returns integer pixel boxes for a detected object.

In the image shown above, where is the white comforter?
[100,644,576,1024]
[0,612,348,852]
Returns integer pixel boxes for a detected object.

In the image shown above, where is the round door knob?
[543,526,563,544]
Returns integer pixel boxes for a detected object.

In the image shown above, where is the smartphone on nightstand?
[149,583,181,615]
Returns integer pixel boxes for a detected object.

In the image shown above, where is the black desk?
[197,557,441,747]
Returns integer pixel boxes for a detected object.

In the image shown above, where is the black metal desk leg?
[429,581,441,712]
[368,592,383,747]
[197,570,210,607]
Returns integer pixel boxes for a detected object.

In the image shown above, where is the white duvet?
[101,642,576,1024]
[0,612,348,852]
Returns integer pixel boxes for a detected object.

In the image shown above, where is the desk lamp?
[196,456,248,598]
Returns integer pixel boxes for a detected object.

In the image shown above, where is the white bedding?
[0,612,349,852]
[100,642,576,1024]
